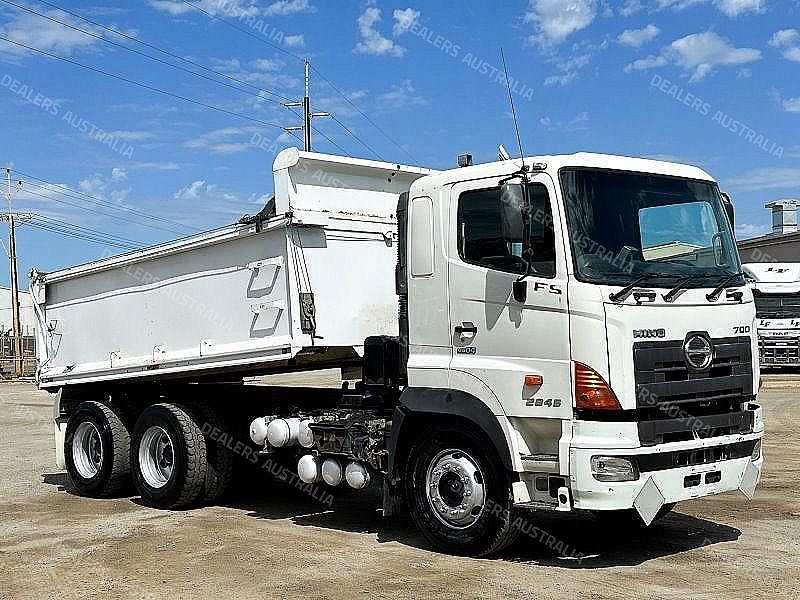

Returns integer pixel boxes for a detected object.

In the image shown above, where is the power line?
[309,65,420,164]
[0,35,291,133]
[16,171,197,232]
[3,0,295,104]
[175,0,407,161]
[26,220,140,250]
[21,184,189,236]
[30,213,144,247]
[178,0,306,64]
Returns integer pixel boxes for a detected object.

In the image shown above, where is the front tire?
[64,401,131,497]
[404,425,521,556]
[132,404,207,509]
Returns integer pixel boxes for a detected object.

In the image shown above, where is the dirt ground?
[0,377,798,600]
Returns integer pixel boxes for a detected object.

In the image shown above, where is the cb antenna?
[500,48,526,171]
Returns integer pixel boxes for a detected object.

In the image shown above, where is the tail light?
[575,362,622,410]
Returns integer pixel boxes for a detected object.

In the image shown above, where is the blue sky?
[1,0,799,288]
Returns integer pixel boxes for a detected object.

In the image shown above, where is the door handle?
[454,323,477,338]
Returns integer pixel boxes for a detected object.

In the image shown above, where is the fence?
[0,333,36,378]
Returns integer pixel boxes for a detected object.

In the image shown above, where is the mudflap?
[633,476,666,526]
[738,462,761,501]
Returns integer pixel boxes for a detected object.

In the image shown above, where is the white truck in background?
[744,263,800,367]
[32,148,764,556]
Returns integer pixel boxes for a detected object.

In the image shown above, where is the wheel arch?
[387,387,516,485]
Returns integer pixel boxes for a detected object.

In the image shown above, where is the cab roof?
[419,152,716,189]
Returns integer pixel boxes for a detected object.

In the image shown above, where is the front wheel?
[404,425,521,556]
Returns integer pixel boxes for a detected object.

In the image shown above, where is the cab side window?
[457,183,556,278]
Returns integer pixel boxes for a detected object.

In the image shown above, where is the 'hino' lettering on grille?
[633,329,666,339]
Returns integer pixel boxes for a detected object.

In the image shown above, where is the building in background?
[0,286,36,377]
[738,199,800,263]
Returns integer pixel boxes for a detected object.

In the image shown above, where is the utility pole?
[5,168,23,378]
[283,59,330,152]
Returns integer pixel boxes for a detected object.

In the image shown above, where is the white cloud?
[263,0,315,16]
[726,167,800,191]
[183,126,261,155]
[539,111,590,131]
[106,130,156,142]
[670,31,761,81]
[377,79,427,110]
[392,8,420,37]
[111,168,127,182]
[770,29,800,62]
[544,52,593,86]
[712,0,765,17]
[657,0,764,17]
[147,0,259,17]
[354,7,405,58]
[736,223,771,239]
[784,97,800,113]
[618,0,644,16]
[625,54,669,72]
[524,0,597,47]
[283,34,305,48]
[173,180,207,201]
[625,31,761,82]
[0,7,104,57]
[618,24,661,48]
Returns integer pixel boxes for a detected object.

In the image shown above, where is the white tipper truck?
[32,148,764,556]
[743,263,800,367]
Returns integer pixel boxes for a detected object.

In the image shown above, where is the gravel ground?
[0,377,798,600]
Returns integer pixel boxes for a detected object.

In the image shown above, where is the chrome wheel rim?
[139,426,174,489]
[425,449,486,529]
[73,421,103,479]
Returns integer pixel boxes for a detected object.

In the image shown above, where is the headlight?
[590,456,639,482]
[751,439,762,461]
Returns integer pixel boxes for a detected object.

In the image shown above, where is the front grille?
[634,336,752,410]
[636,440,756,472]
[759,336,800,365]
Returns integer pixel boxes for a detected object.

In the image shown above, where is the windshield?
[754,292,800,319]
[560,168,741,286]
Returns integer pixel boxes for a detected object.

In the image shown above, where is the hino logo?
[633,328,666,339]
[684,334,714,371]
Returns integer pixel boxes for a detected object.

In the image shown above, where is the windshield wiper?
[609,273,675,303]
[707,272,746,302]
[662,272,720,303]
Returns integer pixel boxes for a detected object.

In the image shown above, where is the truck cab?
[394,153,763,549]
[744,262,800,366]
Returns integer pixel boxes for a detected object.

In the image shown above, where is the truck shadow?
[226,480,741,568]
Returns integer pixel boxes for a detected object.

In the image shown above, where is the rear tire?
[404,424,521,556]
[64,401,131,497]
[195,402,235,504]
[132,403,207,509]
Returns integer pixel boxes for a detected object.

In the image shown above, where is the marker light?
[575,362,622,410]
[524,374,544,387]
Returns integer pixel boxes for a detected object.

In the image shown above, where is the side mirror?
[721,192,735,231]
[500,182,527,242]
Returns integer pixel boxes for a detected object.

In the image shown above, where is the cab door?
[446,174,571,420]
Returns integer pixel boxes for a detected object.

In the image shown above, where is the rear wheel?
[195,402,235,503]
[64,401,131,497]
[404,425,521,556]
[132,404,207,509]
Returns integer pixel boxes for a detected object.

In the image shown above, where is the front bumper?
[759,334,800,366]
[568,413,764,523]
